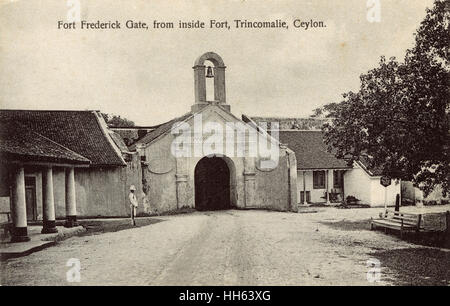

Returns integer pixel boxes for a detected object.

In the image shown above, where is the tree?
[101,113,135,127]
[320,0,449,196]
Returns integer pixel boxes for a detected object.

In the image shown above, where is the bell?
[205,66,214,78]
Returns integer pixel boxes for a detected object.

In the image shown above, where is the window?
[333,170,343,188]
[313,171,325,189]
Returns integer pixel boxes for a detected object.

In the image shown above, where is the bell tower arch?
[192,52,229,112]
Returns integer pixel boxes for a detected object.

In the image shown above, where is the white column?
[42,166,58,234]
[11,166,30,242]
[64,166,78,227]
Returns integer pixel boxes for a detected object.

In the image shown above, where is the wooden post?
[303,171,307,205]
[446,211,450,234]
[400,218,403,239]
[384,186,388,215]
[325,170,330,204]
[417,214,422,232]
[395,194,400,212]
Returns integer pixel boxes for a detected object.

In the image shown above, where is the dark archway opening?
[195,156,231,211]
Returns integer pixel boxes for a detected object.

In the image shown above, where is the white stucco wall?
[370,178,400,207]
[343,166,371,204]
[139,105,296,213]
[343,164,400,207]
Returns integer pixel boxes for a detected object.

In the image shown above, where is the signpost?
[380,176,392,214]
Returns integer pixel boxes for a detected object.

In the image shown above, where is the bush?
[345,195,360,205]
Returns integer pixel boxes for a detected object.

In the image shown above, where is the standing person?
[129,185,138,226]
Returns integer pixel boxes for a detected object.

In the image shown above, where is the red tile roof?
[0,110,125,166]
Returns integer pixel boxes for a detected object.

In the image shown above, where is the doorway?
[194,156,231,211]
[25,176,37,221]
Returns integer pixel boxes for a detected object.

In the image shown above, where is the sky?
[0,0,435,125]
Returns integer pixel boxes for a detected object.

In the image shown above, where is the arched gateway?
[194,156,233,211]
[132,51,297,214]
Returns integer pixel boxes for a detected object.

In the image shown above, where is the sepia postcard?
[0,0,449,294]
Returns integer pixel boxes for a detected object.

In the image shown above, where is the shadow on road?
[370,248,450,286]
[78,218,165,237]
[319,219,371,231]
[321,219,450,248]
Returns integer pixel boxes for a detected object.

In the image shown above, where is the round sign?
[380,176,391,187]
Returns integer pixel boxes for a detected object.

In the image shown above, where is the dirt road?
[1,209,449,285]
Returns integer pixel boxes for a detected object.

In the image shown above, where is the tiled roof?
[109,131,130,153]
[357,155,384,176]
[0,110,125,166]
[129,112,193,150]
[0,120,90,165]
[111,127,156,146]
[278,130,350,170]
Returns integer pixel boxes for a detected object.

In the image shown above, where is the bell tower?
[192,52,230,112]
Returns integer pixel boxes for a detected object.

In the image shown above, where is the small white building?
[402,181,449,206]
[278,130,350,204]
[344,160,400,207]
[246,123,402,207]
